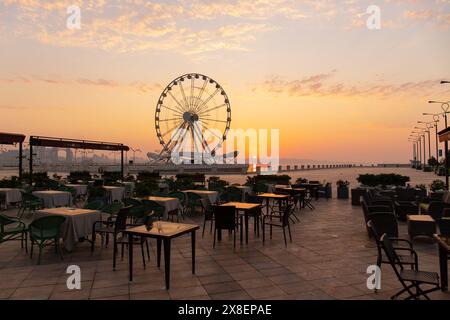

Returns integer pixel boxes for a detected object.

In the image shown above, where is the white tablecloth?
[32,191,72,208]
[235,186,252,201]
[148,196,180,219]
[183,190,218,204]
[122,181,135,192]
[66,184,88,196]
[103,186,124,202]
[35,208,101,252]
[0,188,22,205]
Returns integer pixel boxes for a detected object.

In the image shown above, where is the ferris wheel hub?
[183,112,199,123]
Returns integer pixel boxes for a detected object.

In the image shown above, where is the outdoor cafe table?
[65,184,88,196]
[0,188,22,205]
[103,186,125,203]
[124,222,199,289]
[35,207,101,252]
[32,190,72,208]
[257,193,289,215]
[220,202,262,244]
[144,196,180,219]
[434,234,450,291]
[183,190,218,204]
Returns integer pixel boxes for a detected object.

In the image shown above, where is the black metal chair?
[367,219,416,272]
[200,197,214,237]
[91,206,149,270]
[212,205,237,248]
[262,204,293,247]
[361,199,393,237]
[380,234,440,300]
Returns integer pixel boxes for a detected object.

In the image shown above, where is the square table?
[257,193,289,215]
[0,188,22,205]
[124,222,199,289]
[220,202,262,244]
[32,190,72,208]
[407,215,436,241]
[35,207,101,251]
[103,186,125,203]
[434,234,450,291]
[183,190,218,204]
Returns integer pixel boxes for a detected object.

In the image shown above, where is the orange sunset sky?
[0,0,449,163]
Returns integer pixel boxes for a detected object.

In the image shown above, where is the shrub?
[295,177,308,184]
[336,180,350,187]
[356,173,410,187]
[430,180,446,192]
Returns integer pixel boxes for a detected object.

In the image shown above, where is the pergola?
[0,132,26,180]
[28,136,129,184]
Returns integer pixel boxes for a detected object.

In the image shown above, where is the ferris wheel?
[154,73,231,162]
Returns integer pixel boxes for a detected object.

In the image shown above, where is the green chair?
[141,199,165,220]
[253,183,268,194]
[169,191,187,218]
[152,191,169,197]
[0,214,27,251]
[0,193,6,210]
[123,198,142,207]
[83,200,104,211]
[29,215,66,264]
[225,186,242,202]
[19,192,44,219]
[101,202,124,222]
[129,205,148,225]
[187,192,203,215]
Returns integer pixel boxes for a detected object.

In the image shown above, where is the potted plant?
[430,180,446,192]
[336,180,350,199]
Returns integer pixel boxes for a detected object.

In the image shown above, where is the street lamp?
[414,126,429,169]
[418,121,434,162]
[429,100,450,189]
[129,147,142,164]
[412,130,424,169]
[421,115,440,162]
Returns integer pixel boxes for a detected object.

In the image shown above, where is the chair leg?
[145,239,150,261]
[30,239,34,259]
[37,243,42,265]
[140,241,146,269]
[270,224,273,240]
[113,237,117,270]
[288,223,292,242]
[233,229,236,248]
[262,221,265,245]
[283,228,287,247]
[24,232,28,253]
[121,243,125,261]
[213,228,216,248]
[202,218,206,237]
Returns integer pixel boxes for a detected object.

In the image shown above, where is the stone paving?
[1,197,449,300]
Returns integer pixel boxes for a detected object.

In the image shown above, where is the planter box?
[337,186,349,199]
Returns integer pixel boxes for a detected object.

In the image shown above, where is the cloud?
[0,74,161,94]
[404,9,433,20]
[254,72,444,98]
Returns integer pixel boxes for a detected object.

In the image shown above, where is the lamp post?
[414,126,429,169]
[408,137,418,167]
[422,113,441,162]
[418,121,434,162]
[429,100,450,189]
[412,130,425,169]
